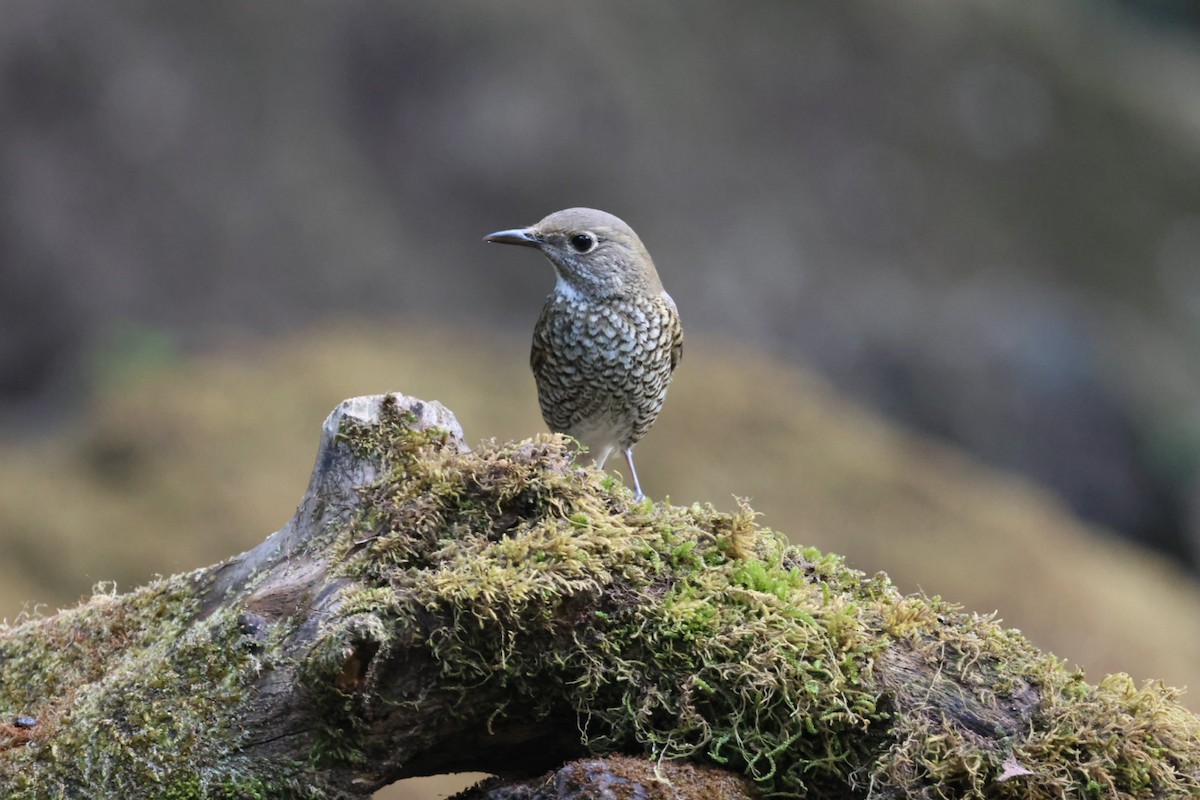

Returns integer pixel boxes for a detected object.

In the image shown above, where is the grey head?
[484,207,664,301]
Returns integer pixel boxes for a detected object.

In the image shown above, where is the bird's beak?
[483,227,541,247]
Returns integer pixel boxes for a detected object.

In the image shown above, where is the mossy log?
[1,393,1198,799]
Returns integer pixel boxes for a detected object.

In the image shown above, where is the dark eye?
[569,232,597,253]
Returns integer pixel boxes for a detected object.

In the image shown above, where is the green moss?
[4,402,1198,798]
[316,407,1200,798]
[0,574,298,799]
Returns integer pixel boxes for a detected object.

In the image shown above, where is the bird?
[484,207,683,501]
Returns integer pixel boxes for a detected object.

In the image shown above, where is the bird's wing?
[663,291,683,372]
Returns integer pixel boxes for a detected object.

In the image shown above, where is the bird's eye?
[569,232,597,253]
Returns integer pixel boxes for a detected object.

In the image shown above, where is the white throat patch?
[554,272,584,302]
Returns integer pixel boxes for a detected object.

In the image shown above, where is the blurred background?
[3,0,1200,796]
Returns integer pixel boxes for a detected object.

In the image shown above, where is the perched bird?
[484,208,683,500]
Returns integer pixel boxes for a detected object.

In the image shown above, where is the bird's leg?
[623,448,645,501]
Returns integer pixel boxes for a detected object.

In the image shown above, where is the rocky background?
[2,1,1200,797]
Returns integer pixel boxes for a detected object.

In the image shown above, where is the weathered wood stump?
[0,393,1197,799]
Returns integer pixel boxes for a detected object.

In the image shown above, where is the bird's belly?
[534,350,671,449]
[561,415,626,468]
[532,299,674,455]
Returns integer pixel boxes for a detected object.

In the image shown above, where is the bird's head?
[484,207,663,300]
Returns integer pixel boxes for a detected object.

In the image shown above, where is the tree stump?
[0,393,1197,799]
